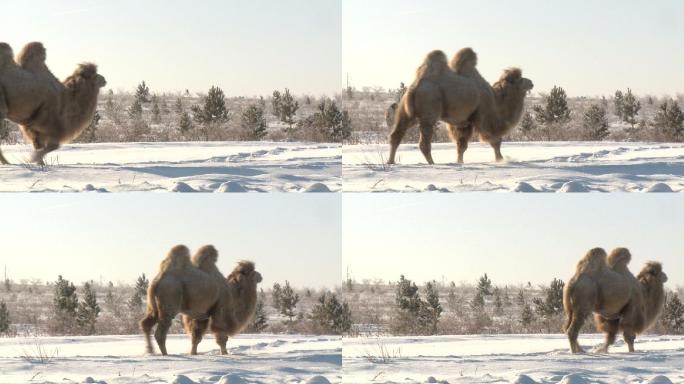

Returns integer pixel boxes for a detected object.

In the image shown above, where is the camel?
[0,42,106,165]
[563,247,668,353]
[387,48,533,165]
[140,245,262,356]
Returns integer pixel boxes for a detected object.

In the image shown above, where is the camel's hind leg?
[623,329,636,352]
[447,123,473,164]
[31,139,59,166]
[154,315,173,356]
[139,313,158,354]
[388,109,416,164]
[214,332,229,355]
[595,316,619,353]
[186,317,209,355]
[418,120,436,165]
[490,138,504,162]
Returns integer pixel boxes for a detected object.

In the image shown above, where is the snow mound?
[425,184,438,191]
[82,378,106,384]
[217,374,247,384]
[305,375,331,384]
[559,373,589,384]
[172,375,198,384]
[304,183,331,192]
[558,181,590,193]
[646,183,673,193]
[512,374,538,384]
[647,376,673,384]
[425,376,448,384]
[170,182,197,192]
[513,182,539,192]
[217,181,247,192]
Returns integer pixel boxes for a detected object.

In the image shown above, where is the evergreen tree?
[279,281,299,323]
[521,303,534,327]
[533,86,571,125]
[533,278,565,320]
[582,104,610,140]
[247,291,268,333]
[76,281,101,335]
[614,90,624,119]
[396,82,407,102]
[0,301,9,334]
[128,274,149,311]
[272,88,299,132]
[240,104,268,140]
[477,273,493,296]
[178,111,193,135]
[519,111,537,139]
[4,278,11,292]
[151,101,161,124]
[271,90,282,118]
[422,281,443,334]
[311,292,352,334]
[272,282,283,311]
[128,98,143,119]
[191,86,230,140]
[653,99,684,141]
[393,275,424,334]
[494,291,504,316]
[135,81,151,103]
[663,293,684,333]
[80,110,101,143]
[297,99,351,142]
[52,275,78,334]
[516,290,525,306]
[621,88,641,129]
[470,291,485,311]
[174,97,184,114]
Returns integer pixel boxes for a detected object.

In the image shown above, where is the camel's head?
[637,262,668,285]
[493,68,534,98]
[228,261,262,286]
[65,63,107,93]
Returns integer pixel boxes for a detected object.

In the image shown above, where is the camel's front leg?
[418,119,436,165]
[31,140,59,166]
[388,110,415,164]
[490,138,504,162]
[215,332,229,355]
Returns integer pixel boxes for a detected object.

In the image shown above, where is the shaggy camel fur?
[140,245,262,355]
[0,42,106,165]
[563,247,668,353]
[388,48,533,164]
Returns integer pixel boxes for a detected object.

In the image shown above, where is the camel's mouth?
[97,75,107,88]
[255,272,263,283]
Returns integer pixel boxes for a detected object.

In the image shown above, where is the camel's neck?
[61,87,100,137]
[229,282,259,326]
[641,281,666,330]
[495,91,526,131]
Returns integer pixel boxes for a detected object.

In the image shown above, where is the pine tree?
[614,90,625,119]
[422,281,443,334]
[279,89,299,132]
[0,301,9,334]
[393,275,423,334]
[52,275,78,334]
[477,274,493,296]
[494,291,504,316]
[470,291,485,311]
[311,292,352,334]
[517,289,525,306]
[4,278,11,292]
[621,88,641,129]
[128,98,143,119]
[533,86,571,125]
[76,281,101,335]
[521,303,534,327]
[271,90,282,118]
[248,292,268,333]
[533,278,565,325]
[151,101,161,124]
[174,97,184,114]
[135,81,151,103]
[519,111,537,139]
[396,82,407,102]
[178,111,193,135]
[653,99,684,141]
[272,282,283,311]
[663,293,684,333]
[240,104,268,140]
[279,281,299,323]
[582,104,609,140]
[79,110,101,143]
[128,274,148,311]
[191,86,230,140]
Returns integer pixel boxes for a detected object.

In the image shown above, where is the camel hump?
[159,244,192,275]
[576,247,608,275]
[191,244,219,272]
[449,47,478,74]
[0,43,14,64]
[415,50,449,82]
[16,42,47,71]
[607,247,631,270]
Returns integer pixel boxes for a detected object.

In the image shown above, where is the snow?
[0,334,341,384]
[343,334,684,383]
[0,141,341,192]
[343,141,684,192]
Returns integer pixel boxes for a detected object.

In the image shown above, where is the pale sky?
[343,0,684,97]
[343,194,684,287]
[2,0,341,97]
[0,194,341,289]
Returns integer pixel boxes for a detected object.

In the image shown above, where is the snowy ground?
[343,141,684,192]
[0,141,341,192]
[343,334,684,383]
[0,334,341,384]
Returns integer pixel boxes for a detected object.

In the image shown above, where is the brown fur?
[403,50,449,118]
[140,245,262,356]
[0,42,106,165]
[563,247,668,354]
[388,48,533,165]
